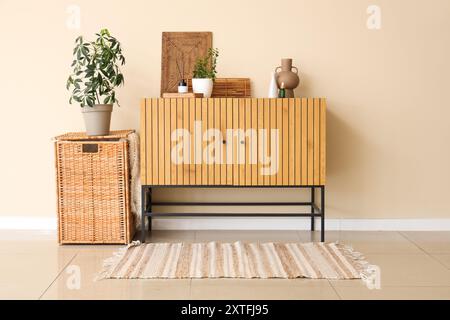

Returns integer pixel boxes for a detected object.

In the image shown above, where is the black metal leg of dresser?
[321,186,325,242]
[141,185,147,243]
[311,187,315,231]
[148,187,152,232]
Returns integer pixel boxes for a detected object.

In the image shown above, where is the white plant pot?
[192,78,213,98]
[81,104,113,136]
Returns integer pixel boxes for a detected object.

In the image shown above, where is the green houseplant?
[192,48,218,98]
[66,28,125,136]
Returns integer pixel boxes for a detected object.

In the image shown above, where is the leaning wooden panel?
[294,98,301,185]
[282,99,289,185]
[214,98,221,185]
[313,98,320,185]
[270,99,277,186]
[276,99,283,185]
[251,98,258,186]
[301,98,308,184]
[170,99,177,185]
[140,99,147,184]
[187,78,251,98]
[211,78,251,98]
[288,99,295,186]
[320,98,327,185]
[158,99,165,185]
[307,98,314,185]
[183,98,190,185]
[161,32,212,95]
[151,98,159,184]
[208,99,215,185]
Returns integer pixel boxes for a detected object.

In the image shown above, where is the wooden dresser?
[140,98,326,241]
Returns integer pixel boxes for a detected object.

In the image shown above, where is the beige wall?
[0,0,449,220]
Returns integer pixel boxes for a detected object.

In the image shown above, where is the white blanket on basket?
[126,132,143,230]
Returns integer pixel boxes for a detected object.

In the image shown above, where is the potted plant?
[66,28,125,136]
[192,48,219,98]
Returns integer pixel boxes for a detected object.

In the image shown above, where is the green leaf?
[66,76,72,90]
[81,46,89,58]
[115,74,123,86]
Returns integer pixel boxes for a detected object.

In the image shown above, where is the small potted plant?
[192,48,219,98]
[66,28,125,136]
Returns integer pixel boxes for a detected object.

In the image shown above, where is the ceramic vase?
[268,72,278,98]
[275,58,300,98]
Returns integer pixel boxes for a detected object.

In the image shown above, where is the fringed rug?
[97,241,371,280]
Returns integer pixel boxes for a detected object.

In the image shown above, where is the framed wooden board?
[160,32,212,96]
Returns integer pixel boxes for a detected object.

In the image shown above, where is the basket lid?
[55,130,135,141]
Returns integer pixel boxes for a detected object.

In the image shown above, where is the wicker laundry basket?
[55,130,135,244]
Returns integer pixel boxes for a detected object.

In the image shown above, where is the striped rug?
[97,241,370,280]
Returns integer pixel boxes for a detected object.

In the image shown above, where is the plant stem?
[95,91,100,104]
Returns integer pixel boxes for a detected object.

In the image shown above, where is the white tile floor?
[0,230,449,300]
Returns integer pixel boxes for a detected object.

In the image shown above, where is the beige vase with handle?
[81,104,113,136]
[275,58,300,98]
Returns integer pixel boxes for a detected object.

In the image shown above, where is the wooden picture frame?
[160,32,212,96]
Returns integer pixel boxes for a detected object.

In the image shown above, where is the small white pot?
[192,78,213,98]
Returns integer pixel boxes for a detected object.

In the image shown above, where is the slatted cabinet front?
[140,98,326,186]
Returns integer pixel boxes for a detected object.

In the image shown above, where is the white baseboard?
[0,217,57,230]
[1,216,450,231]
